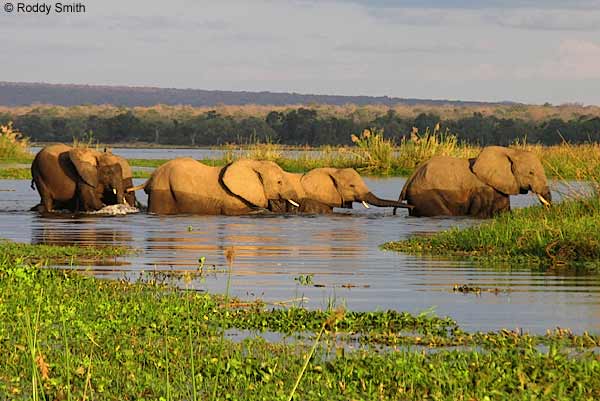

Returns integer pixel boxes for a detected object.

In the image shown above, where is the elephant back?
[403,156,476,197]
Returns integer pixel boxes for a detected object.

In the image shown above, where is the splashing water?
[88,204,140,215]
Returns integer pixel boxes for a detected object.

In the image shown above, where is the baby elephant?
[399,146,552,218]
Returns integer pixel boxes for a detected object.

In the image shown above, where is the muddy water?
[1,170,599,334]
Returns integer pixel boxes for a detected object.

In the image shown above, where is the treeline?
[1,107,600,146]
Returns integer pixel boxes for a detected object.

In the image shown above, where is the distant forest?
[0,82,504,107]
[2,105,600,146]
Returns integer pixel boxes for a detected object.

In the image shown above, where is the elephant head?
[471,146,551,205]
[301,167,410,209]
[220,159,300,210]
[69,148,127,208]
[101,151,136,207]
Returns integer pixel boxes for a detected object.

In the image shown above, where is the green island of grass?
[1,240,599,400]
[383,196,600,270]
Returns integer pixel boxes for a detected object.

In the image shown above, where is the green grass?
[1,242,600,400]
[0,239,131,265]
[383,196,600,269]
[0,168,31,179]
[0,123,32,163]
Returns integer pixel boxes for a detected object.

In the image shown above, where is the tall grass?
[350,128,394,174]
[0,122,31,162]
[395,124,477,171]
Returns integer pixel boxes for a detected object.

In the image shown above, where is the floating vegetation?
[1,242,600,400]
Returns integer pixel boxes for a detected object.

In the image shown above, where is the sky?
[1,0,600,105]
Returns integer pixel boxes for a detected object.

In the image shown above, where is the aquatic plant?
[1,245,599,400]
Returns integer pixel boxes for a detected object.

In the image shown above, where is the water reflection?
[32,217,132,247]
[0,175,599,334]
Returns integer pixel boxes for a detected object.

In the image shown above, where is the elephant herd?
[30,144,552,218]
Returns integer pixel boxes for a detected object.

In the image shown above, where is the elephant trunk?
[363,192,414,209]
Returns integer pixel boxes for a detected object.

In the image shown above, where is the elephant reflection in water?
[144,218,368,273]
[32,220,132,247]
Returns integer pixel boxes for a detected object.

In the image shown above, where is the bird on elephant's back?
[131,158,301,215]
[30,144,136,213]
[399,146,552,218]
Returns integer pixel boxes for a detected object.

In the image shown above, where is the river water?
[3,148,599,334]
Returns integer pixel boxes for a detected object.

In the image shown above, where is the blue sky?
[2,0,600,104]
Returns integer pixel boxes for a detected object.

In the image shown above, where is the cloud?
[342,0,600,10]
[542,40,600,79]
[335,41,489,55]
[487,9,600,31]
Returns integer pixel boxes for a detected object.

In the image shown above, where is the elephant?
[129,158,300,215]
[31,144,136,212]
[271,167,412,214]
[398,146,552,218]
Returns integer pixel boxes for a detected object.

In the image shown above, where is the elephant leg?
[299,199,333,214]
[78,184,104,211]
[409,191,455,217]
[469,188,508,218]
[491,192,510,215]
[34,179,54,212]
[147,188,179,214]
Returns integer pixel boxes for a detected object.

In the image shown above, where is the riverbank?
[383,195,600,269]
[1,240,599,400]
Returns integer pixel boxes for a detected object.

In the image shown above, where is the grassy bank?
[383,196,600,269]
[1,242,600,400]
[3,130,600,180]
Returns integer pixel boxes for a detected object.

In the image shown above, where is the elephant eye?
[529,171,534,175]
[277,180,282,185]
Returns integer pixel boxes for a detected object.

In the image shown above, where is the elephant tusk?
[112,188,117,195]
[126,183,145,193]
[288,199,300,207]
[362,201,370,209]
[123,198,130,207]
[537,194,551,207]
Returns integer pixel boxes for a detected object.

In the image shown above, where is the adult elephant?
[131,158,300,215]
[398,146,552,218]
[270,167,412,214]
[31,144,135,212]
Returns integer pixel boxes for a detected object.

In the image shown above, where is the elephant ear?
[221,160,268,208]
[102,153,132,180]
[69,148,98,188]
[471,146,519,195]
[117,157,133,180]
[301,169,343,207]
